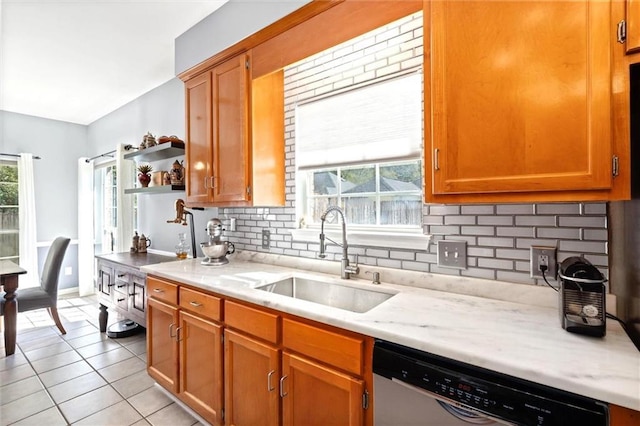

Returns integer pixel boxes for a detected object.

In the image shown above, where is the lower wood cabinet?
[224,329,280,426]
[282,352,364,426]
[146,277,223,425]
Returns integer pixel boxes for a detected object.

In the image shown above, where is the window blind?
[295,71,422,170]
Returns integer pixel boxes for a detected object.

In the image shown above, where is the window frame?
[0,159,19,262]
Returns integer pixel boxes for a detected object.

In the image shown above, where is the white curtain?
[116,144,135,253]
[77,158,95,296]
[17,153,39,289]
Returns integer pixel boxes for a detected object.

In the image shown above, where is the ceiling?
[0,0,228,125]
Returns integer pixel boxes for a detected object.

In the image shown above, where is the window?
[302,160,422,228]
[0,160,19,261]
[296,71,423,231]
[93,161,137,254]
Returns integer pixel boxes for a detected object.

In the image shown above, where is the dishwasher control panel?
[373,340,608,426]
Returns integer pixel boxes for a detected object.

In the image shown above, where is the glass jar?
[175,233,190,259]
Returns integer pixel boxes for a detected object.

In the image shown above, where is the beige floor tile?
[87,346,134,370]
[0,375,44,405]
[73,400,143,426]
[76,339,121,358]
[114,332,146,347]
[31,349,83,373]
[124,340,147,356]
[61,319,93,331]
[0,389,54,424]
[131,419,152,426]
[48,371,108,404]
[98,356,146,383]
[16,325,57,343]
[66,330,109,349]
[0,363,36,386]
[23,341,74,362]
[10,406,67,426]
[17,334,66,352]
[111,370,155,399]
[61,324,99,341]
[128,386,173,417]
[58,385,123,424]
[0,351,28,372]
[38,360,93,388]
[145,402,199,426]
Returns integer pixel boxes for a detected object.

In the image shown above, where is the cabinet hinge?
[362,389,369,409]
[612,155,620,177]
[246,186,251,195]
[617,20,627,44]
[245,59,250,69]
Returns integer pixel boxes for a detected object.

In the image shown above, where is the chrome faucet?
[319,206,359,279]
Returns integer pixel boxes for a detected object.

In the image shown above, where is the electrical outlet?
[437,240,467,269]
[262,229,270,249]
[530,246,557,279]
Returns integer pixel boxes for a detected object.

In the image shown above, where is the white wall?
[175,0,311,75]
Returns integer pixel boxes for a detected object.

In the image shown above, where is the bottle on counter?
[175,233,190,259]
[138,234,150,253]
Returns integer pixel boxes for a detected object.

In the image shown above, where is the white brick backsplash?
[496,227,534,237]
[496,204,534,215]
[218,11,607,289]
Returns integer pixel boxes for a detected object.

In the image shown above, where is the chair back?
[40,237,71,298]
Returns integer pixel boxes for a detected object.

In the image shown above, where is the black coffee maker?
[558,257,607,337]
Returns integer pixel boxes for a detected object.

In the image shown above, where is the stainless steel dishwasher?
[373,340,608,425]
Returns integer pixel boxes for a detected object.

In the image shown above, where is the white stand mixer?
[200,218,235,265]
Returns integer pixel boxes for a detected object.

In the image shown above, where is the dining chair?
[1,237,71,334]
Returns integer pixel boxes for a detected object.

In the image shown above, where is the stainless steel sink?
[255,276,396,313]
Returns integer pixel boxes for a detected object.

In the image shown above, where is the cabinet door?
[212,53,251,204]
[185,72,213,205]
[225,330,280,426]
[147,297,179,392]
[428,0,611,197]
[628,0,640,53]
[131,277,145,317]
[282,352,364,426]
[98,264,113,297]
[179,311,223,425]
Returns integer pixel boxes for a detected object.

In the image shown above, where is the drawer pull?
[169,323,176,337]
[153,288,164,293]
[117,284,126,288]
[117,274,126,278]
[267,370,276,392]
[129,292,136,297]
[189,301,202,307]
[279,375,288,397]
[117,298,125,302]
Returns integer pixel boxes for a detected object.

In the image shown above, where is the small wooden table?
[1,260,26,356]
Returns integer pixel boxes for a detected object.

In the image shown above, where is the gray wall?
[87,78,217,257]
[0,110,87,241]
[175,0,311,75]
[1,110,87,289]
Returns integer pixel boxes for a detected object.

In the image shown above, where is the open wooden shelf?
[125,185,185,195]
[124,141,185,162]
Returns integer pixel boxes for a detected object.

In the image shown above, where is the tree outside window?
[0,161,19,261]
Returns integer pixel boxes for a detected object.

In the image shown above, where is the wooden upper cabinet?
[212,53,251,204]
[183,51,285,208]
[627,0,640,53]
[427,0,612,201]
[185,72,213,205]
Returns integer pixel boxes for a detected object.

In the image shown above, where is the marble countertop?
[141,251,640,411]
[96,252,177,270]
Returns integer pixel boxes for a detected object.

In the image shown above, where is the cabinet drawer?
[179,287,221,321]
[225,301,279,344]
[282,318,363,376]
[147,276,178,305]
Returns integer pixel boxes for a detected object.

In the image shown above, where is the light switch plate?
[437,240,467,269]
